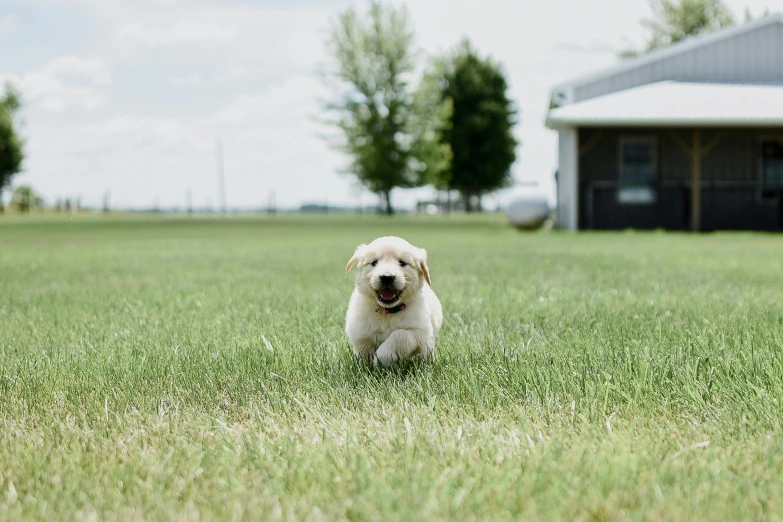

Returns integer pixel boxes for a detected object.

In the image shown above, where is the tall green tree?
[410,57,452,202]
[622,0,736,57]
[321,1,421,215]
[0,82,24,214]
[437,40,518,212]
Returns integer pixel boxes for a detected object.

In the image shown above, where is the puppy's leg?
[350,338,376,365]
[374,329,429,367]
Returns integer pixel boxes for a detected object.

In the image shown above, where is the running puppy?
[344,236,443,367]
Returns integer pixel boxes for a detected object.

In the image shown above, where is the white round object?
[506,192,550,230]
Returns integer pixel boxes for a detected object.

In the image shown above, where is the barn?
[546,15,783,231]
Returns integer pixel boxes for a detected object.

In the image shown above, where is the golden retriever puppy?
[345,236,443,367]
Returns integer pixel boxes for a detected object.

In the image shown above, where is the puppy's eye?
[371,260,378,267]
[399,260,407,267]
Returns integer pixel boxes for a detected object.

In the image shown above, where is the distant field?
[2,214,783,520]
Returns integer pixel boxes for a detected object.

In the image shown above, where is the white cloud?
[212,76,320,126]
[31,88,106,114]
[70,114,193,159]
[114,20,237,48]
[3,55,112,114]
[0,15,16,35]
[40,97,66,113]
[170,66,251,88]
[227,66,250,79]
[213,65,251,85]
[35,55,113,86]
[552,40,619,55]
[170,72,204,88]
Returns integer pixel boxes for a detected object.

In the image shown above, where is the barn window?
[618,137,656,204]
[761,139,783,200]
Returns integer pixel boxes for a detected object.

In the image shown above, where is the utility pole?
[186,189,192,215]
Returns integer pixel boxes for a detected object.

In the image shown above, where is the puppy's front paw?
[373,346,399,368]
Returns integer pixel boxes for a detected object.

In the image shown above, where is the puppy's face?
[345,236,431,308]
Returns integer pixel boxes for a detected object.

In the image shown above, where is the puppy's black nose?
[379,274,396,286]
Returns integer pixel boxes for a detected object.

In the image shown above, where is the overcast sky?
[1,0,775,211]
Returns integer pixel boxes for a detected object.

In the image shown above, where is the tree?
[744,7,771,22]
[410,57,453,207]
[0,82,24,214]
[437,40,518,212]
[10,185,43,213]
[321,1,421,215]
[622,0,736,57]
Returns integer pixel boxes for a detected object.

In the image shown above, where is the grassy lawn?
[2,214,783,520]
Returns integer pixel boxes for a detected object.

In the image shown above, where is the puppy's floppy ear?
[345,244,368,272]
[416,248,432,286]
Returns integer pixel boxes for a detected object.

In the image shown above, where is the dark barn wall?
[578,127,783,231]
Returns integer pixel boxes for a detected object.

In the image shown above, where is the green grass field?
[2,214,783,520]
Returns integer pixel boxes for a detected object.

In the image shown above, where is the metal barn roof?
[549,14,783,107]
[546,81,783,128]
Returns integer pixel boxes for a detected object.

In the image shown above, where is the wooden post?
[671,129,724,233]
[690,129,702,232]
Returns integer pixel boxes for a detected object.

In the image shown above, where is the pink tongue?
[380,289,398,301]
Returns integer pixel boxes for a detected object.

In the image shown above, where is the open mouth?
[376,288,402,305]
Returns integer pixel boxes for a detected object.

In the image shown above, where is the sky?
[0,0,776,211]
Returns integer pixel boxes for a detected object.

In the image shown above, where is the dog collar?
[377,303,406,315]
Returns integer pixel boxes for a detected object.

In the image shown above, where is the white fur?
[344,236,443,367]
